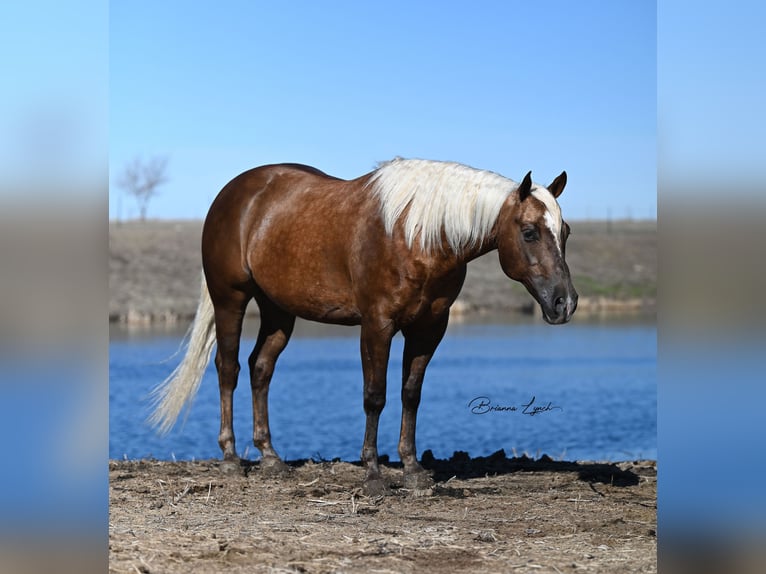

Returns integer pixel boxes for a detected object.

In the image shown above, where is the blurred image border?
[2,1,766,572]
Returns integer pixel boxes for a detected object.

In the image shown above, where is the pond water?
[110,316,656,463]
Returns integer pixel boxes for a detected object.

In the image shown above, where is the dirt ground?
[109,451,656,573]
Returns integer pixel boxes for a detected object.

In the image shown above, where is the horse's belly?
[257,276,362,325]
[308,303,363,325]
[279,296,362,325]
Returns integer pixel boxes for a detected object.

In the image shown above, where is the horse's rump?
[202,164,379,323]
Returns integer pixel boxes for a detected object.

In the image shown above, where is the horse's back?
[207,163,342,213]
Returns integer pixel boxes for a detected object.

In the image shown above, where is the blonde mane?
[369,158,521,253]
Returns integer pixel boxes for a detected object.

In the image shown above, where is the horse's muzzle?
[542,292,578,325]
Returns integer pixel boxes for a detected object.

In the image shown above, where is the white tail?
[148,275,217,434]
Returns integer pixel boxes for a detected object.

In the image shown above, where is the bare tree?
[117,156,169,221]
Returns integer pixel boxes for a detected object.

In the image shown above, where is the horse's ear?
[547,171,567,198]
[518,171,533,201]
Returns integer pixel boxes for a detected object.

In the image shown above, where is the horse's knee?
[364,390,386,414]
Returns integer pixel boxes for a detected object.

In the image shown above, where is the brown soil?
[109,219,656,324]
[109,452,656,573]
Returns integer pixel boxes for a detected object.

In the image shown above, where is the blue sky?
[110,1,656,221]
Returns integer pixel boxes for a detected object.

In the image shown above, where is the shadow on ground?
[239,448,642,487]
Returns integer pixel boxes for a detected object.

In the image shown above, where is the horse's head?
[496,171,578,324]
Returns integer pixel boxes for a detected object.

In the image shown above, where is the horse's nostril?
[554,297,565,313]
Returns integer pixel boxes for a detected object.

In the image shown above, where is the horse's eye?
[522,227,539,242]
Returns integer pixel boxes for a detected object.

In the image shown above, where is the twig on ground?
[172,483,192,505]
[308,498,342,506]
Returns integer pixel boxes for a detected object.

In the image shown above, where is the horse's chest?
[398,268,465,325]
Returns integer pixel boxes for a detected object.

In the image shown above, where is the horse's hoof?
[260,457,290,477]
[404,470,434,496]
[219,457,242,475]
[363,477,390,497]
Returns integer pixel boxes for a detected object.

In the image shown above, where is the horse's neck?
[456,235,498,264]
[452,203,510,263]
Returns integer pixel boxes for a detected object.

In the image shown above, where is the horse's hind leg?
[210,288,250,463]
[248,299,295,473]
[399,312,449,490]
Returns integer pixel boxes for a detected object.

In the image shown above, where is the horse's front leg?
[399,312,450,490]
[359,319,395,495]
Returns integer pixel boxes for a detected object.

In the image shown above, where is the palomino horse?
[150,158,577,493]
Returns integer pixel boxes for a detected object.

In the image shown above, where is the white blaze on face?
[531,186,563,253]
